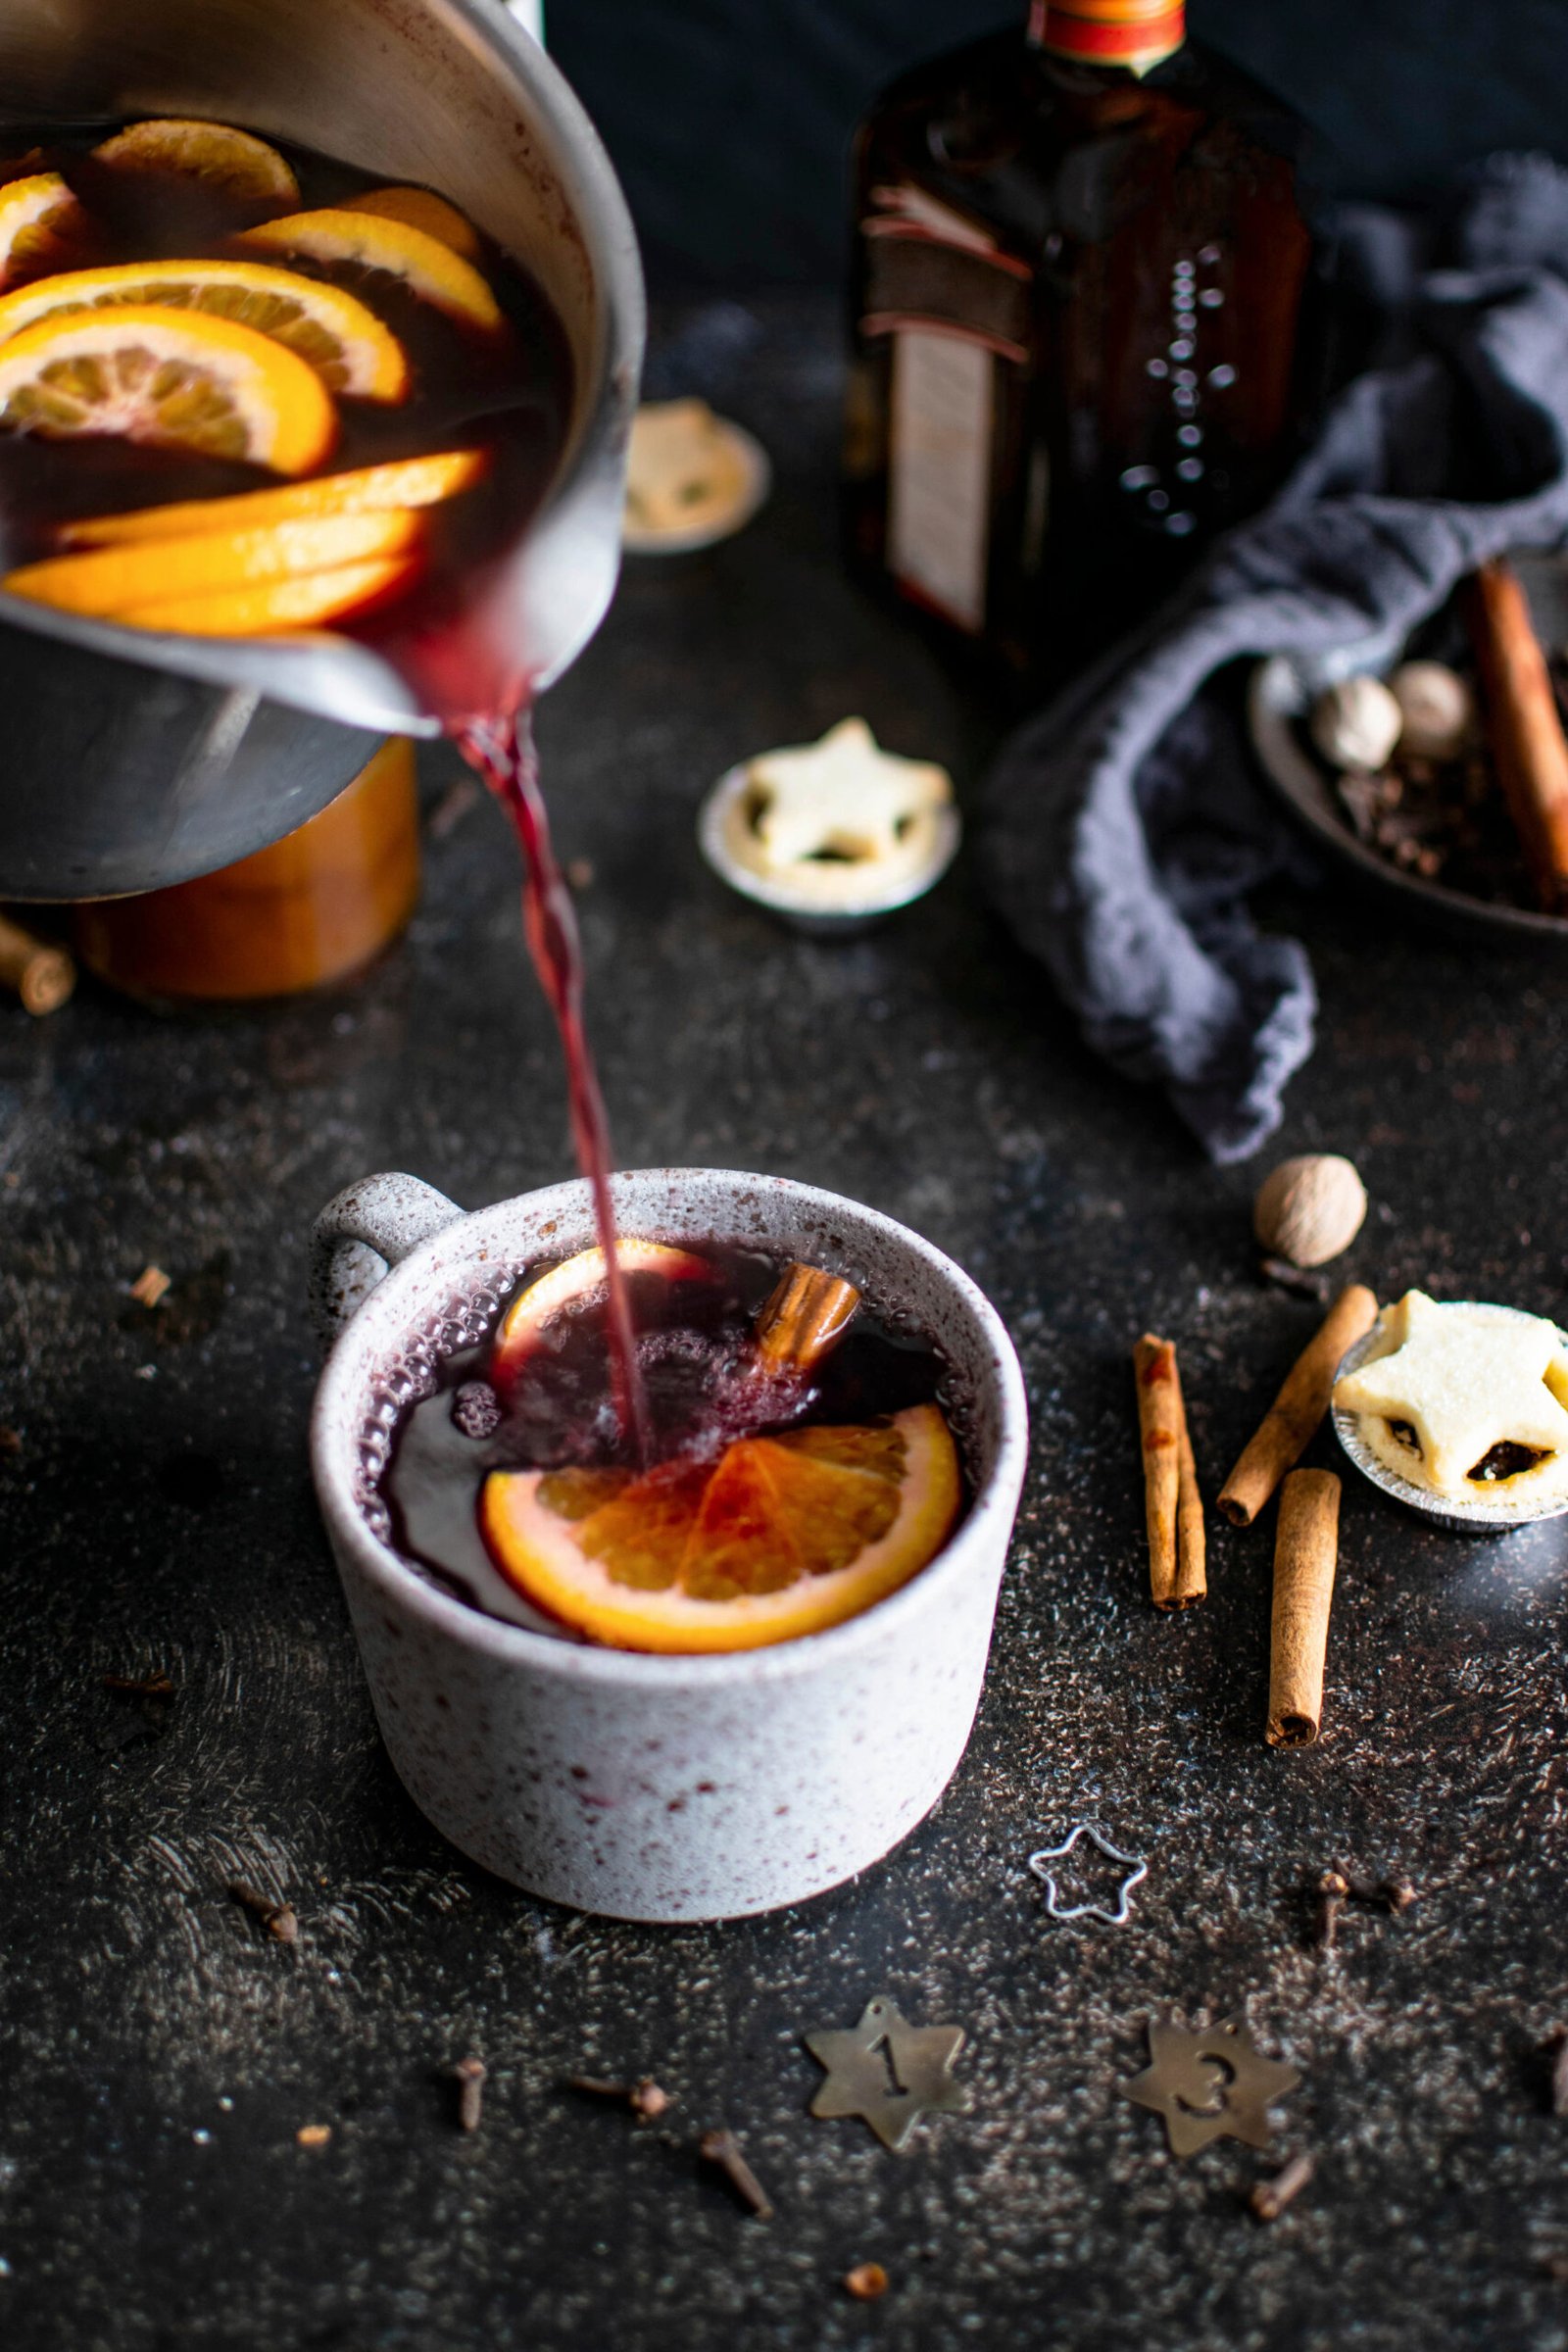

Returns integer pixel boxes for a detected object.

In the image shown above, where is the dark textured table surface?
[5,298,1568,2352]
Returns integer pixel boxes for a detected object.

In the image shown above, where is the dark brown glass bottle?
[844,0,1326,681]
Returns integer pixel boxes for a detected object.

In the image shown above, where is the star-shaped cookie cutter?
[1028,1823,1148,1925]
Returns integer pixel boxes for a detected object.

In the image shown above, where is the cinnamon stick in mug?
[1218,1286,1377,1527]
[1134,1335,1205,1609]
[1266,1469,1342,1747]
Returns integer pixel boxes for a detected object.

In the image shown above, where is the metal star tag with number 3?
[1120,2015,1300,2156]
[805,1994,972,2152]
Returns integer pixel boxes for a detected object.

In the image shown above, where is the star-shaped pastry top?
[725,719,953,905]
[805,1994,971,2152]
[1334,1290,1568,1498]
[1121,2015,1300,2157]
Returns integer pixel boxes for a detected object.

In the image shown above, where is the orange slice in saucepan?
[0,172,88,290]
[236,208,503,332]
[480,1402,962,1653]
[113,557,420,637]
[58,448,486,546]
[341,185,482,260]
[3,508,423,616]
[0,304,336,470]
[92,118,300,205]
[490,1242,715,1391]
[0,260,408,399]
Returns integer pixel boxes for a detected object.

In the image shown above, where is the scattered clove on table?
[1250,2152,1315,2221]
[454,2056,487,2131]
[227,1880,299,1943]
[699,2128,773,2219]
[1314,1870,1349,1950]
[563,2074,670,2120]
[102,1670,174,1699]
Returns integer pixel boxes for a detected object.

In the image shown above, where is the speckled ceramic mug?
[309,1168,1028,1922]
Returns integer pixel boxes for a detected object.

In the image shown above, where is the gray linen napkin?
[982,158,1568,1162]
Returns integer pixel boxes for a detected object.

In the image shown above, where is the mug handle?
[310,1172,465,1349]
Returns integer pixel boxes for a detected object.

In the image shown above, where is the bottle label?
[862,187,1030,632]
[887,329,993,634]
[1029,0,1185,73]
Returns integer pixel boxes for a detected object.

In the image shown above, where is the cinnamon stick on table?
[1463,559,1568,914]
[1218,1286,1377,1528]
[1133,1335,1205,1609]
[1266,1469,1342,1747]
[0,911,74,1016]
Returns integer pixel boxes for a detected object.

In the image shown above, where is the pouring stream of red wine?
[458,709,652,1462]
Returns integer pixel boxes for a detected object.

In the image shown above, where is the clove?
[451,2056,486,2131]
[227,1880,299,1943]
[1314,1869,1349,1949]
[1250,2151,1315,2222]
[1257,1255,1332,1304]
[102,1670,174,1699]
[564,2074,669,2120]
[699,2128,773,2219]
[1380,1876,1417,1913]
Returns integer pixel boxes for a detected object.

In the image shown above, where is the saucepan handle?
[310,1172,465,1350]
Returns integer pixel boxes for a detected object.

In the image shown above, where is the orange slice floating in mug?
[490,1241,715,1390]
[3,508,423,616]
[57,448,486,546]
[0,260,409,399]
[92,118,300,205]
[113,556,420,637]
[341,185,482,260]
[236,208,503,332]
[480,1402,961,1652]
[0,304,336,470]
[0,172,89,290]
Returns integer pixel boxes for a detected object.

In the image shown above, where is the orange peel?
[0,259,408,399]
[91,118,300,204]
[341,185,482,260]
[0,172,88,291]
[58,449,486,547]
[480,1402,962,1652]
[237,207,503,332]
[113,556,420,637]
[490,1241,714,1391]
[3,508,424,617]
[0,303,337,472]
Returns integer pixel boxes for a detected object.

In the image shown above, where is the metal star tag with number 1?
[1121,2014,1300,2157]
[805,1994,972,2152]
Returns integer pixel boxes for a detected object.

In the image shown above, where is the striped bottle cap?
[1030,0,1186,72]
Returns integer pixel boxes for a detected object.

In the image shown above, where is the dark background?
[549,0,1568,285]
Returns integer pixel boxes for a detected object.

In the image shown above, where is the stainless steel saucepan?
[0,0,643,898]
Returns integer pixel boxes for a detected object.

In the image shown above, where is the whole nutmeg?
[1389,660,1474,760]
[1309,675,1402,773]
[1253,1153,1367,1269]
